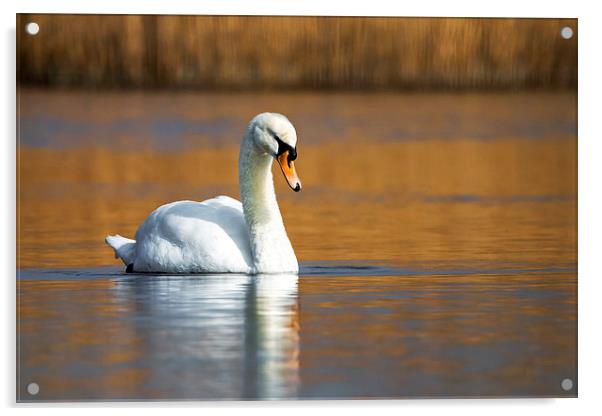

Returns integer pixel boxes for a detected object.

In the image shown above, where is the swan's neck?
[239,134,297,273]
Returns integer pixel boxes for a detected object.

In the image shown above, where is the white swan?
[105,113,302,274]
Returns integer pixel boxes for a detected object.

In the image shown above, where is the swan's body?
[106,113,302,274]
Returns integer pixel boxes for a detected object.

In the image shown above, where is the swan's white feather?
[105,234,136,265]
[127,196,254,273]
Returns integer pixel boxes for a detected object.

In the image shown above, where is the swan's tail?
[105,235,136,267]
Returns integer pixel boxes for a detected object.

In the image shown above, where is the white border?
[3,1,601,415]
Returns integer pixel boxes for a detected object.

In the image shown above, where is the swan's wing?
[205,195,243,210]
[134,196,253,273]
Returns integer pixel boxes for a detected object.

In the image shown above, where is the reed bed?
[17,15,577,89]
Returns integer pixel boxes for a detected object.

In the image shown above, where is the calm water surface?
[17,90,577,400]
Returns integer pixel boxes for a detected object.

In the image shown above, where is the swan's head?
[250,112,302,192]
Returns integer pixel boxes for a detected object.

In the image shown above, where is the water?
[17,90,577,400]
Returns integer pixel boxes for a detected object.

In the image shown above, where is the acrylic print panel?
[16,14,577,401]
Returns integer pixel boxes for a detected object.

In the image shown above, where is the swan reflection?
[111,273,299,399]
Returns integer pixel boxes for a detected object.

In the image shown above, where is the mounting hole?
[560,26,573,40]
[27,382,39,395]
[561,378,574,391]
[25,22,39,36]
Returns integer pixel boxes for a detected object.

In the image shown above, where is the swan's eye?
[288,147,297,162]
[273,134,297,164]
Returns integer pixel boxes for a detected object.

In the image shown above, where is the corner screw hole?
[560,26,573,40]
[27,382,39,395]
[561,378,574,391]
[25,22,39,36]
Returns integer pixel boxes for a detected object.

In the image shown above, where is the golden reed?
[17,15,576,90]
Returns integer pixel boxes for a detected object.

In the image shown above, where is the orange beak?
[277,150,302,192]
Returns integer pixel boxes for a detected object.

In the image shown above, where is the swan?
[105,112,302,274]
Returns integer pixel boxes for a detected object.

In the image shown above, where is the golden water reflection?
[17,90,577,399]
[18,136,576,268]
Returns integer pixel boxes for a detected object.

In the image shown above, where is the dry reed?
[17,15,577,89]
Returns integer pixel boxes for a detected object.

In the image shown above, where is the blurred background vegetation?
[17,14,577,90]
